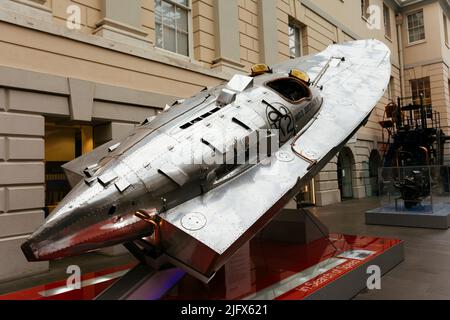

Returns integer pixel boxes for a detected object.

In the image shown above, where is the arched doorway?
[369,150,382,197]
[337,147,355,200]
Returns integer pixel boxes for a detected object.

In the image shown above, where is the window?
[444,14,449,45]
[388,76,395,101]
[288,19,303,59]
[361,0,370,19]
[383,4,392,38]
[407,10,425,44]
[410,77,431,105]
[155,0,190,56]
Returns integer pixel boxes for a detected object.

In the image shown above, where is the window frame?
[383,4,392,40]
[444,13,449,47]
[288,18,304,59]
[154,0,193,58]
[410,77,432,106]
[406,9,426,45]
[388,76,395,101]
[361,0,370,21]
[448,79,450,103]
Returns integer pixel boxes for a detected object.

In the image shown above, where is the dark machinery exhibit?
[379,93,450,207]
[366,80,450,228]
[380,94,450,168]
[393,170,430,209]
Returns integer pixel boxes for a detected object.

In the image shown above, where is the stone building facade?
[0,0,448,280]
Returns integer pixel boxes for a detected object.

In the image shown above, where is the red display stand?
[0,209,404,300]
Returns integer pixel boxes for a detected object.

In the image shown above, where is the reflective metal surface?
[22,40,391,281]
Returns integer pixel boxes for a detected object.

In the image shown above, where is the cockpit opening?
[266,77,312,104]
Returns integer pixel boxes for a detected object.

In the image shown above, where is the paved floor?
[311,197,450,300]
[1,197,450,299]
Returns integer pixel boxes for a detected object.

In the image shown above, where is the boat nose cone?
[19,180,106,262]
[21,239,39,262]
[20,185,152,262]
[21,160,152,262]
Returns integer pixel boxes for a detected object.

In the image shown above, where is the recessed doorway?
[337,147,355,200]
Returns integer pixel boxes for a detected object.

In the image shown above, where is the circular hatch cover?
[181,212,207,231]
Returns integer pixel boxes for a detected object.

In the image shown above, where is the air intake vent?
[179,107,221,130]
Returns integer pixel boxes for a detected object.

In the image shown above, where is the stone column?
[258,0,278,66]
[93,122,136,147]
[94,0,149,47]
[0,88,48,282]
[353,161,370,199]
[212,0,245,73]
[352,140,373,199]
[2,0,52,22]
[314,159,342,207]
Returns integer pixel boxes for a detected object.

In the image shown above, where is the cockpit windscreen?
[266,78,311,103]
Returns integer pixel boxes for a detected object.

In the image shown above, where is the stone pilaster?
[212,0,245,73]
[94,0,149,48]
[314,159,341,207]
[0,90,48,281]
[258,0,278,66]
[93,122,136,147]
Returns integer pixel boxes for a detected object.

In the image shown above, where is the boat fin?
[62,140,119,187]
